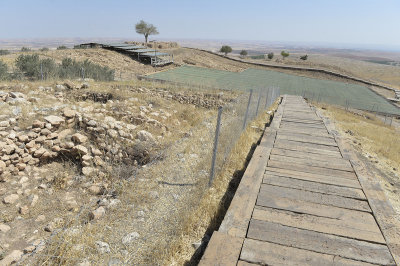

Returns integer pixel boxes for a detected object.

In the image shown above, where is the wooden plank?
[278,130,335,142]
[274,141,342,157]
[198,231,243,266]
[247,220,395,265]
[263,174,365,199]
[283,113,319,118]
[276,134,337,146]
[252,206,384,243]
[269,154,353,172]
[278,129,333,138]
[240,238,377,266]
[268,160,357,180]
[218,131,276,238]
[281,118,325,124]
[274,139,340,152]
[265,167,361,188]
[258,184,371,212]
[271,147,346,162]
[317,108,400,265]
[279,127,330,137]
[280,121,327,129]
[255,192,377,225]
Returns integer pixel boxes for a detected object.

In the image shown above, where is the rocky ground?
[0,79,240,265]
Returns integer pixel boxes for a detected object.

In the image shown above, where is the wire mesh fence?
[146,65,400,116]
[17,76,280,265]
[209,87,280,186]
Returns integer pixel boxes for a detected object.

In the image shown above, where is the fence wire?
[18,79,280,265]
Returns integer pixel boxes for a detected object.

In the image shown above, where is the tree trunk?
[145,34,148,43]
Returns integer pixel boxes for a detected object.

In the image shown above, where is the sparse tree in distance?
[281,51,289,59]
[0,50,10,55]
[39,47,49,52]
[267,52,274,59]
[135,20,159,43]
[57,46,68,50]
[300,54,308,60]
[21,47,31,52]
[220,45,232,56]
[240,50,248,58]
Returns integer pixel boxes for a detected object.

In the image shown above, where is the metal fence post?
[209,106,223,187]
[255,90,262,116]
[243,89,253,130]
[265,88,270,109]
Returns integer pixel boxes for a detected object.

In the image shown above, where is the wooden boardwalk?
[200,95,398,266]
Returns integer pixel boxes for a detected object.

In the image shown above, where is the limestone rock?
[3,194,19,204]
[137,130,155,142]
[72,133,88,144]
[73,145,88,155]
[63,109,76,118]
[33,147,47,158]
[95,241,110,254]
[0,223,11,232]
[89,206,105,220]
[121,232,140,245]
[44,115,65,126]
[1,250,23,265]
[82,167,94,176]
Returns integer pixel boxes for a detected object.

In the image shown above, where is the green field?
[147,65,400,115]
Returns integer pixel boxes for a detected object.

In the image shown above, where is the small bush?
[15,54,40,77]
[0,50,10,55]
[0,60,8,80]
[21,47,31,52]
[40,47,49,52]
[57,45,68,50]
[59,58,114,81]
[267,52,274,59]
[300,55,308,60]
[14,53,114,81]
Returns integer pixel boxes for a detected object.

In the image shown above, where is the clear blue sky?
[1,0,399,49]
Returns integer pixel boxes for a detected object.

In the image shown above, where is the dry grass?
[319,104,400,171]
[155,99,280,265]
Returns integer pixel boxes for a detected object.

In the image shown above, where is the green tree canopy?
[267,52,274,59]
[135,20,159,43]
[240,50,248,57]
[220,45,232,56]
[281,51,289,59]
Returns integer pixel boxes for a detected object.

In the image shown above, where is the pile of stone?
[0,91,27,103]
[0,110,86,180]
[114,85,233,109]
[76,91,113,103]
[1,105,160,181]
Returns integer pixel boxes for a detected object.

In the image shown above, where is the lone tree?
[240,50,248,58]
[267,52,274,59]
[281,51,289,59]
[135,20,159,43]
[220,45,232,56]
